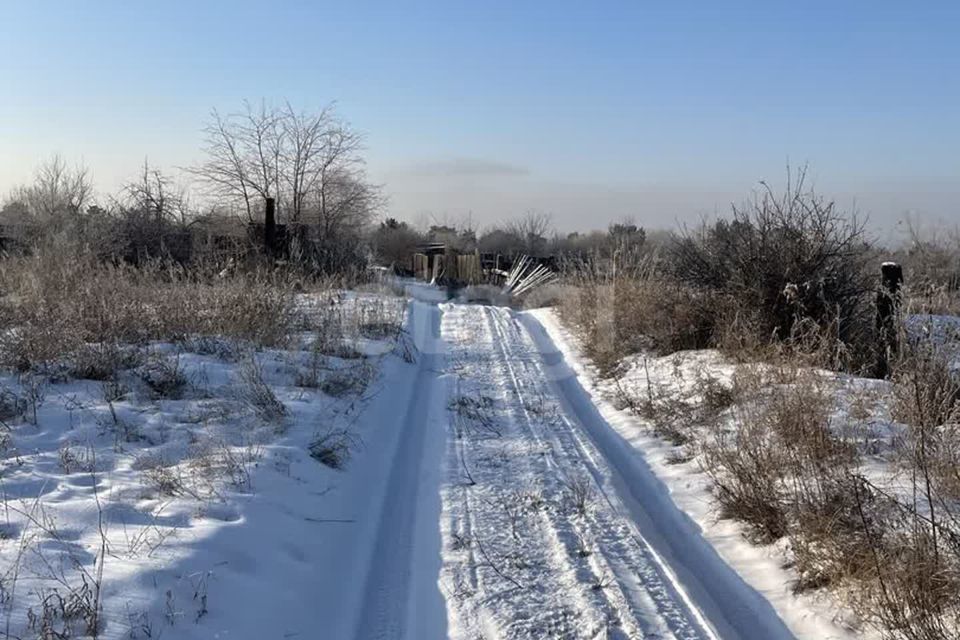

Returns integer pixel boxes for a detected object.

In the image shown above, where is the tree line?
[0,101,381,272]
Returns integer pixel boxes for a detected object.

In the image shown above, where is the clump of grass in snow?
[69,343,143,381]
[138,354,189,400]
[0,386,27,422]
[309,428,361,469]
[449,394,499,436]
[561,474,594,518]
[58,442,97,474]
[237,355,286,423]
[320,364,374,398]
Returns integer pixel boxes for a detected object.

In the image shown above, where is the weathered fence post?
[876,261,904,378]
[264,197,277,257]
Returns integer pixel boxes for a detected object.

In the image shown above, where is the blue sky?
[1,1,957,232]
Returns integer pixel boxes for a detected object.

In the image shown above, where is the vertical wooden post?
[264,197,276,257]
[876,261,904,378]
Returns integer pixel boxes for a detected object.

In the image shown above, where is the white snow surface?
[0,282,889,639]
[0,290,446,640]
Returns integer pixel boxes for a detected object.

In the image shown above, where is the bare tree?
[14,155,93,222]
[282,102,332,222]
[188,102,281,222]
[104,161,194,263]
[506,210,553,255]
[281,103,369,225]
[122,159,190,226]
[188,100,378,231]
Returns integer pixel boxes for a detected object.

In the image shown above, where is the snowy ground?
[437,304,794,639]
[0,290,417,639]
[529,309,875,640]
[1,282,897,639]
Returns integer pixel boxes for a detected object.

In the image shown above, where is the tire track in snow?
[356,299,793,640]
[485,306,707,640]
[443,303,594,638]
[482,306,638,638]
[440,303,710,639]
[518,310,797,640]
[353,301,448,640]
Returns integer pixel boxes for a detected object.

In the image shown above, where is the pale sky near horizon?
[1,1,958,236]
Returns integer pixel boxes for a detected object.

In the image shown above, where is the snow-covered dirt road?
[353,296,794,639]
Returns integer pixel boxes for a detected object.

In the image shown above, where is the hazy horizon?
[2,1,958,236]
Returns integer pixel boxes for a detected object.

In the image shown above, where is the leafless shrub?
[0,387,27,423]
[139,438,262,500]
[141,461,188,498]
[562,474,594,518]
[612,363,699,446]
[358,320,400,340]
[786,472,899,595]
[558,273,724,376]
[696,372,735,420]
[99,400,143,445]
[517,488,546,513]
[701,368,856,544]
[320,363,374,399]
[669,167,874,371]
[492,492,526,543]
[10,470,110,640]
[101,379,130,403]
[69,343,143,381]
[523,393,561,426]
[182,336,240,361]
[638,391,696,446]
[896,220,960,316]
[832,333,960,638]
[322,343,364,360]
[294,351,325,389]
[559,169,875,375]
[701,411,788,542]
[212,441,262,491]
[138,354,189,399]
[237,356,286,423]
[665,446,695,465]
[293,337,337,389]
[0,427,12,457]
[28,582,99,639]
[392,329,418,363]
[309,428,360,469]
[891,336,960,499]
[58,443,97,474]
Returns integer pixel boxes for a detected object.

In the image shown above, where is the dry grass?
[0,246,300,373]
[237,355,287,423]
[558,273,727,375]
[695,333,960,639]
[309,428,361,470]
